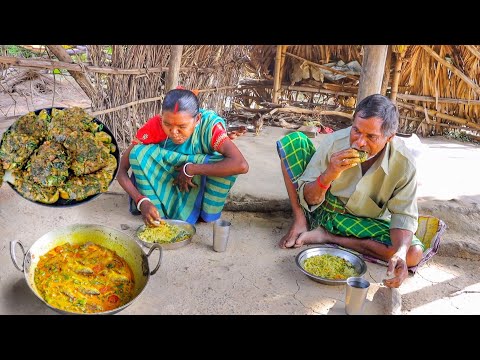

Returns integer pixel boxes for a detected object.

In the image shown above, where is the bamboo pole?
[0,56,215,75]
[400,115,472,130]
[381,45,393,96]
[465,45,480,61]
[165,45,183,91]
[397,93,480,105]
[46,45,97,100]
[284,51,359,81]
[272,45,283,104]
[420,45,480,97]
[90,96,164,117]
[390,52,405,104]
[279,45,288,83]
[397,101,480,131]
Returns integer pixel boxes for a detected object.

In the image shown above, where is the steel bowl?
[9,224,162,315]
[136,219,196,250]
[295,246,367,285]
[0,107,120,208]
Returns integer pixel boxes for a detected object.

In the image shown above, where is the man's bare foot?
[294,226,332,248]
[279,220,308,249]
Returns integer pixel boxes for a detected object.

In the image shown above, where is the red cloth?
[211,123,228,150]
[133,115,168,145]
[132,114,228,150]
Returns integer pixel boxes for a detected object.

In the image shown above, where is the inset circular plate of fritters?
[0,107,119,206]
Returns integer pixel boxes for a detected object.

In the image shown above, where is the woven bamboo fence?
[0,45,250,150]
[2,45,480,144]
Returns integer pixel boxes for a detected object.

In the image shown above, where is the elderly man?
[276,94,423,288]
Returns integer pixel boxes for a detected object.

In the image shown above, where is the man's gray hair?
[353,94,399,137]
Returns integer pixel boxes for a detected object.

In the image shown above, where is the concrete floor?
[1,126,480,315]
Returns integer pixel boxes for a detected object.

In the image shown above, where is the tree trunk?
[46,45,97,101]
[165,45,183,92]
[357,45,388,104]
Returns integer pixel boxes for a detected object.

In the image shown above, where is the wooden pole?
[165,45,183,92]
[381,46,393,96]
[397,93,480,105]
[272,45,283,104]
[397,101,480,131]
[357,45,388,104]
[0,56,215,75]
[420,45,480,97]
[390,51,405,104]
[279,45,288,84]
[46,45,97,100]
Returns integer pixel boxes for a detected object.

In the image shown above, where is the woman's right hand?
[140,201,161,227]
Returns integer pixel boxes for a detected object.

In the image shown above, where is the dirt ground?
[1,76,479,315]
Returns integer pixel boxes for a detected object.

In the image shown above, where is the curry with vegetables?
[34,242,135,313]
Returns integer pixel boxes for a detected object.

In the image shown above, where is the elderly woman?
[118,88,249,226]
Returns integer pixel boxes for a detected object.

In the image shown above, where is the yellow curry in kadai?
[34,242,135,313]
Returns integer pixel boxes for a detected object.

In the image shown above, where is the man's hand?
[173,164,198,192]
[324,148,361,182]
[140,201,161,227]
[383,253,408,288]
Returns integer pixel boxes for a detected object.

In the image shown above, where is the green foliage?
[5,45,36,58]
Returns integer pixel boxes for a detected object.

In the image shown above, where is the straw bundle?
[398,45,480,134]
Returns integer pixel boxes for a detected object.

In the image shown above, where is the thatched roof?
[244,45,480,137]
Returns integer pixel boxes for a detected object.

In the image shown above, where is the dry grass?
[398,45,480,134]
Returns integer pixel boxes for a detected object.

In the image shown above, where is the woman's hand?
[173,163,198,192]
[140,201,161,227]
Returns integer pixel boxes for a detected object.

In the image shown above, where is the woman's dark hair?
[353,94,399,137]
[162,89,199,117]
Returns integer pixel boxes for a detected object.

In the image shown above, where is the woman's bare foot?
[294,226,332,248]
[279,219,308,248]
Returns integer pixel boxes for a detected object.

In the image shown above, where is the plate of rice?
[136,219,196,250]
[295,246,367,285]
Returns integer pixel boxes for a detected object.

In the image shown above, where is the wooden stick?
[90,85,237,117]
[47,45,97,100]
[198,86,237,93]
[400,115,470,130]
[397,101,480,130]
[420,45,480,97]
[90,96,164,117]
[284,51,359,81]
[397,93,480,105]
[0,56,215,75]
